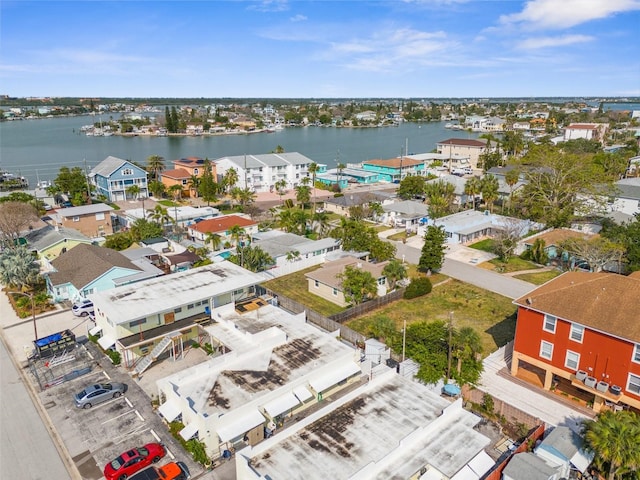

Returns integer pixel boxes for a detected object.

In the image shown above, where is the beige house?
[54,203,114,238]
[436,138,489,170]
[305,257,389,307]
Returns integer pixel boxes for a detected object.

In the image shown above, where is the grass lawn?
[468,239,495,252]
[513,269,563,285]
[478,256,541,273]
[158,199,179,207]
[346,279,517,355]
[262,266,345,317]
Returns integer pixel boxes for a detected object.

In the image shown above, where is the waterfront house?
[214,152,316,193]
[161,157,217,198]
[511,271,640,413]
[90,156,148,202]
[361,157,426,182]
[53,203,114,238]
[305,257,389,307]
[436,138,488,170]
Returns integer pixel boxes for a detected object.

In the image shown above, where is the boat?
[0,170,29,191]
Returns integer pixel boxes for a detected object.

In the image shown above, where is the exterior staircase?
[134,331,182,376]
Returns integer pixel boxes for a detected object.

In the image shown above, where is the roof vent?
[526,297,532,305]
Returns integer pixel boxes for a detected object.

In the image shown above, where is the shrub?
[403,277,432,299]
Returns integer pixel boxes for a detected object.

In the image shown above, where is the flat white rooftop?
[91,262,263,324]
[248,372,491,480]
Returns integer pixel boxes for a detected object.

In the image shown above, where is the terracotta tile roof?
[190,215,257,234]
[514,272,640,343]
[566,123,599,130]
[362,157,423,168]
[523,228,598,247]
[437,138,487,147]
[161,168,191,179]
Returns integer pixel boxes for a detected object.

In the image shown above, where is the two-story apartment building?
[90,156,148,202]
[53,203,114,238]
[214,152,316,193]
[511,271,640,413]
[90,262,264,372]
[361,157,426,182]
[436,138,489,170]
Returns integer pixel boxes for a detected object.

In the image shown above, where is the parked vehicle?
[128,462,190,480]
[451,167,473,176]
[104,443,167,480]
[72,298,94,317]
[74,382,128,409]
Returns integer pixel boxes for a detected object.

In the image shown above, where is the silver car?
[74,383,128,409]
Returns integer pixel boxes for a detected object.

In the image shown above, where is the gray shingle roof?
[90,156,133,177]
[25,225,91,252]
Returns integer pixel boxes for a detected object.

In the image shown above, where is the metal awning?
[217,409,266,442]
[158,401,181,422]
[97,335,116,350]
[293,386,313,402]
[309,362,361,393]
[89,325,102,336]
[179,422,198,441]
[263,392,299,418]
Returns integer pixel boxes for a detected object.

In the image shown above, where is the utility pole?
[84,158,92,204]
[447,311,453,380]
[402,318,406,363]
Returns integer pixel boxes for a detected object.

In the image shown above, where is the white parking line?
[102,371,111,380]
[100,409,136,425]
[125,397,133,408]
[135,410,144,421]
[166,447,175,460]
[150,429,161,442]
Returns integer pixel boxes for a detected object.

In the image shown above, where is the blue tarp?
[443,384,461,396]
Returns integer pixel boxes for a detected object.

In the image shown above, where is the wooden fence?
[257,287,366,346]
[328,288,406,324]
[481,424,546,480]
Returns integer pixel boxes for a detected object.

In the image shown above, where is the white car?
[72,299,94,317]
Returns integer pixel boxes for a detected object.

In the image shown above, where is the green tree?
[146,155,165,180]
[236,188,257,210]
[126,184,140,201]
[232,245,273,272]
[397,175,427,200]
[168,184,183,201]
[452,327,483,383]
[601,213,640,272]
[382,259,407,290]
[104,232,133,250]
[188,175,200,198]
[228,225,246,247]
[338,265,377,305]
[51,166,89,201]
[308,162,319,211]
[223,168,239,194]
[148,205,173,229]
[418,225,447,274]
[0,201,39,246]
[285,250,301,262]
[0,245,40,289]
[560,236,625,273]
[504,168,520,213]
[425,180,455,218]
[148,180,166,199]
[530,238,549,265]
[463,176,482,210]
[129,218,163,243]
[275,179,287,204]
[295,184,311,208]
[582,410,640,480]
[205,232,222,252]
[479,174,499,212]
[164,107,173,132]
[198,159,218,206]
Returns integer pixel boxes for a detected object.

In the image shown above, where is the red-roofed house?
[436,138,489,170]
[511,271,640,413]
[187,214,258,247]
[563,123,608,143]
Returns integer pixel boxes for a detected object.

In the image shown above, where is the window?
[182,180,187,185]
[122,168,133,176]
[543,314,556,333]
[633,344,640,364]
[314,280,319,288]
[540,341,553,360]
[377,277,386,285]
[332,288,338,296]
[565,351,580,370]
[187,304,194,310]
[95,212,105,221]
[174,307,182,313]
[570,324,584,343]
[628,373,640,395]
[194,168,199,174]
[72,216,80,222]
[130,318,146,328]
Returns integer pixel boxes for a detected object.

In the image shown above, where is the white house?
[214,152,317,193]
[563,123,608,142]
[381,200,430,231]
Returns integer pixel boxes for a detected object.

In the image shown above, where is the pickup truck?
[128,462,190,480]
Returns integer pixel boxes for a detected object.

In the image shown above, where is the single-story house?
[117,205,219,230]
[305,257,389,307]
[24,225,93,269]
[381,200,430,230]
[323,191,395,216]
[516,228,598,261]
[187,214,259,247]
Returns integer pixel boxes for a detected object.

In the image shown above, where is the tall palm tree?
[168,184,183,202]
[146,155,165,180]
[188,175,200,198]
[205,232,222,252]
[148,180,166,199]
[223,168,239,194]
[274,179,287,204]
[308,162,319,211]
[464,176,482,210]
[480,174,499,213]
[236,188,257,210]
[453,327,482,375]
[504,168,520,213]
[228,225,246,247]
[148,205,173,229]
[295,184,311,209]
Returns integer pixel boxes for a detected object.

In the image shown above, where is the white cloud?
[290,14,307,22]
[500,0,640,30]
[247,0,289,13]
[517,34,594,49]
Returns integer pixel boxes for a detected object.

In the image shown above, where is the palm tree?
[148,180,166,199]
[236,188,257,210]
[311,210,330,237]
[583,410,640,480]
[308,162,319,211]
[504,168,520,213]
[295,184,311,209]
[146,155,165,180]
[205,232,222,252]
[148,205,173,229]
[228,225,246,247]
[337,162,346,190]
[126,184,140,201]
[188,175,200,198]
[480,174,499,213]
[453,327,482,376]
[382,259,407,290]
[274,179,287,204]
[285,250,301,262]
[464,176,482,210]
[0,246,40,289]
[168,184,183,202]
[223,168,239,194]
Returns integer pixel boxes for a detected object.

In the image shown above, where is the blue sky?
[1,0,639,98]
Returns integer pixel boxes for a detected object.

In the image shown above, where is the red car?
[103,442,166,480]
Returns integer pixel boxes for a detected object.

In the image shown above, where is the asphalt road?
[0,338,70,480]
[393,241,535,300]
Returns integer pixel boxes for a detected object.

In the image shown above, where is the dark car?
[103,443,166,480]
[74,382,128,409]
